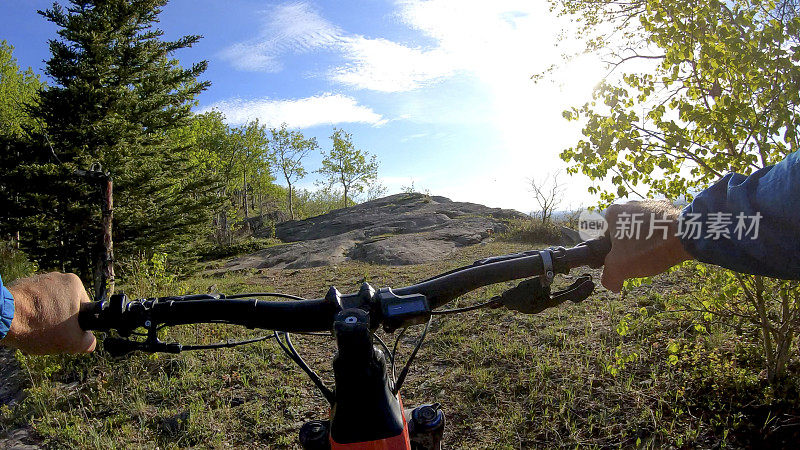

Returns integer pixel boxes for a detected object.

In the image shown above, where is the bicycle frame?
[298,309,444,450]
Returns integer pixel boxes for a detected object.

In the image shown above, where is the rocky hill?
[224,193,528,270]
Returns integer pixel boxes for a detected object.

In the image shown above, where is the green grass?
[2,241,799,448]
[498,219,563,245]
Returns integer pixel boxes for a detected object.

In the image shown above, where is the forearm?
[680,151,800,279]
[1,273,95,354]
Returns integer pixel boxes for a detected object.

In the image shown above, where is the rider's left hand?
[4,273,97,354]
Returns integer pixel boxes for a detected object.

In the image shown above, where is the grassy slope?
[1,240,798,449]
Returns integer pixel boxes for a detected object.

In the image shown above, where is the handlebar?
[394,236,609,306]
[79,237,611,336]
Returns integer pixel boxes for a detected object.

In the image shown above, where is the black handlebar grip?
[578,236,612,268]
[103,337,139,357]
[78,301,105,331]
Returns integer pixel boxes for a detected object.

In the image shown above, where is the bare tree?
[529,170,565,224]
[562,203,584,229]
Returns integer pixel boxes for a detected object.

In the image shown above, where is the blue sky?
[2,0,606,212]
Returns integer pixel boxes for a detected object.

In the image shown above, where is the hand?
[4,273,96,354]
[601,200,693,292]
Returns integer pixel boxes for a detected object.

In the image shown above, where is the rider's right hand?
[3,273,97,354]
[601,200,693,293]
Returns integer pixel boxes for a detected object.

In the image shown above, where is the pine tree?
[19,0,218,278]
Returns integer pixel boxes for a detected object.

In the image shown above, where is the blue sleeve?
[0,275,15,340]
[679,151,800,279]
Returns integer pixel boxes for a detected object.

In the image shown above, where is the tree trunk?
[95,177,115,301]
[82,175,115,301]
[220,209,231,246]
[751,276,777,382]
[243,171,249,218]
[288,183,294,220]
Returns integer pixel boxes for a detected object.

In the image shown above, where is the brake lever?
[101,305,184,357]
[498,274,595,315]
[550,275,595,303]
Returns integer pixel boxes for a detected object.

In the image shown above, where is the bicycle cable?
[392,316,432,396]
[373,333,394,367]
[431,298,501,315]
[390,327,408,383]
[274,331,335,405]
[224,292,307,301]
[371,332,395,388]
[180,334,274,351]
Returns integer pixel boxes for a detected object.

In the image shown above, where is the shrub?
[118,252,178,298]
[622,263,800,384]
[0,241,38,283]
[499,219,563,245]
[195,237,283,262]
[690,266,800,383]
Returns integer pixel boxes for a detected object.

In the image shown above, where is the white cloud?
[330,37,455,92]
[220,0,454,90]
[219,1,554,94]
[219,2,342,72]
[324,0,558,93]
[201,93,387,129]
[399,132,429,142]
